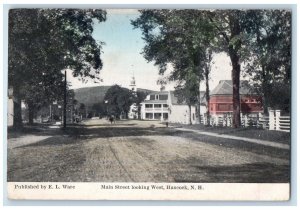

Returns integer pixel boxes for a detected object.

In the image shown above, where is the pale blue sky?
[68,9,232,91]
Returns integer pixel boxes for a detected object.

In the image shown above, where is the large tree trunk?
[188,104,192,125]
[28,102,34,125]
[228,13,242,128]
[12,87,23,129]
[262,92,268,114]
[138,105,141,120]
[229,49,241,128]
[261,65,269,114]
[196,92,201,124]
[205,63,210,126]
[197,64,201,124]
[196,80,201,124]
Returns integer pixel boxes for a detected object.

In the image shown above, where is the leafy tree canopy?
[133,9,291,127]
[9,9,107,127]
[104,85,135,118]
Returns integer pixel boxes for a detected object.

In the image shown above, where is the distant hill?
[73,86,111,108]
[73,86,155,107]
[136,88,155,95]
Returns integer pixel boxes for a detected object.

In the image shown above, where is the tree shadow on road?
[8,125,65,139]
[174,162,290,183]
[15,126,188,148]
[14,125,291,164]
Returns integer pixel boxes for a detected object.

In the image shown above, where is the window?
[145,104,153,108]
[145,113,153,119]
[163,104,168,108]
[154,113,161,119]
[150,95,155,100]
[193,113,195,120]
[154,104,162,108]
[159,95,168,100]
[163,113,168,120]
[155,95,159,100]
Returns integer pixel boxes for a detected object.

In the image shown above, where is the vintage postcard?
[6,8,291,200]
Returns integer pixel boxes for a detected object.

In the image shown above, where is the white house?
[141,91,204,124]
[128,75,138,119]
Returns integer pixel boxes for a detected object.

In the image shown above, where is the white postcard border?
[8,182,290,201]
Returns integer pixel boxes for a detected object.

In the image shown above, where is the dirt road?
[7,119,290,182]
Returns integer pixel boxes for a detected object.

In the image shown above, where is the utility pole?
[63,70,67,129]
[49,104,52,122]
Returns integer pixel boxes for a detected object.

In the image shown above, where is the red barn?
[209,80,263,116]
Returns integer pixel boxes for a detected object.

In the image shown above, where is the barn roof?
[210,80,254,96]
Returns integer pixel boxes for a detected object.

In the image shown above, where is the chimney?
[160,85,165,92]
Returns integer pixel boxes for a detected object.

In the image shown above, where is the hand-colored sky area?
[68,9,232,91]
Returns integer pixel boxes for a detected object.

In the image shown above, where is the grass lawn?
[173,123,291,144]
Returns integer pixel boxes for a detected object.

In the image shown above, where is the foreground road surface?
[7,119,290,182]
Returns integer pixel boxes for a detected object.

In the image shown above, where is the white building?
[141,91,203,124]
[128,75,138,119]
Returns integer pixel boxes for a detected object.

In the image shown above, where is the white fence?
[203,110,290,132]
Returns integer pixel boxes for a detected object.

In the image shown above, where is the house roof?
[210,80,254,96]
[142,91,169,104]
[136,88,156,94]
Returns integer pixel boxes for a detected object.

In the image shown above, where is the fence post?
[259,112,265,129]
[275,110,281,131]
[269,110,275,130]
[244,114,248,127]
[216,116,219,126]
[258,112,263,122]
[227,114,229,127]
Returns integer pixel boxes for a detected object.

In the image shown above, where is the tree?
[66,89,78,122]
[104,85,135,119]
[242,10,291,113]
[8,9,107,128]
[78,103,87,118]
[174,76,199,125]
[91,103,106,117]
[132,10,216,124]
[205,10,245,127]
[135,91,148,119]
[204,50,213,126]
[199,10,268,128]
[134,9,291,127]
